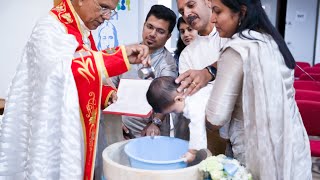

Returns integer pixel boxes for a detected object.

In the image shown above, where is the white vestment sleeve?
[0,15,84,180]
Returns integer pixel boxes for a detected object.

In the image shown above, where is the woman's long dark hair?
[174,17,187,60]
[222,0,295,69]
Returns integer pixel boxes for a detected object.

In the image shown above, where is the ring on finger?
[191,82,197,87]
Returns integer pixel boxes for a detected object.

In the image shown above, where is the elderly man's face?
[74,0,119,30]
[176,0,212,35]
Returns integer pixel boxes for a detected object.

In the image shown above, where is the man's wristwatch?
[206,65,217,81]
[152,117,162,126]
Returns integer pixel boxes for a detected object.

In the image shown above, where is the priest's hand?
[107,91,117,105]
[175,69,212,96]
[125,44,151,66]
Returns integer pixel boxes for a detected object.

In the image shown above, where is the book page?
[103,79,152,117]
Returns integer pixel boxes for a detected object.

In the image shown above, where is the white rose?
[209,170,224,180]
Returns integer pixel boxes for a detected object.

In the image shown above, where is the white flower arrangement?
[199,154,253,180]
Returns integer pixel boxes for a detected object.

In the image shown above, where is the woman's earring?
[238,14,243,26]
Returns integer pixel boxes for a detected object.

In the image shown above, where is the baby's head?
[146,76,185,114]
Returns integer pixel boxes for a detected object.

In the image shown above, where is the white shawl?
[221,30,311,180]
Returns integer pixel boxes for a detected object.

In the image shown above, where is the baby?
[146,76,213,163]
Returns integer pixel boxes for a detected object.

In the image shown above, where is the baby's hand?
[182,150,197,163]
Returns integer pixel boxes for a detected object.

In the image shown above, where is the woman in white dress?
[205,0,312,179]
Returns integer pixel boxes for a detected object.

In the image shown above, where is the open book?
[103,79,153,118]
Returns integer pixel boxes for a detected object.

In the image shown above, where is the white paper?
[104,79,152,117]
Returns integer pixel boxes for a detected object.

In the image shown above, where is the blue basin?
[124,136,188,170]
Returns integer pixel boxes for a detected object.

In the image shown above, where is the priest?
[0,0,149,179]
